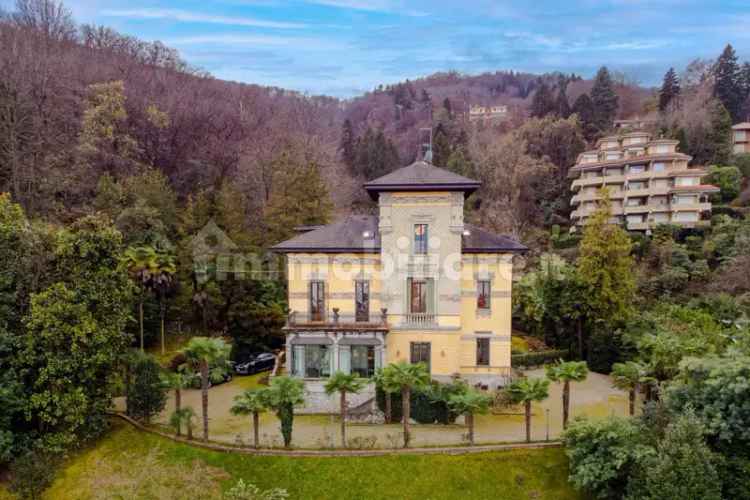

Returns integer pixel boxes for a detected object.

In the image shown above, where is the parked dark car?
[188,361,234,389]
[235,352,276,375]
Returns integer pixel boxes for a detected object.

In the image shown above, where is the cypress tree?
[713,44,743,122]
[659,67,681,112]
[590,66,619,133]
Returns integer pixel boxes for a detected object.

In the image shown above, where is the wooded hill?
[0,0,657,242]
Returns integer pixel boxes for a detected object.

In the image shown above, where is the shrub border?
[109,412,561,457]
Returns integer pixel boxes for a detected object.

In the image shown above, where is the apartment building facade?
[569,132,719,231]
[272,161,526,412]
[732,122,750,154]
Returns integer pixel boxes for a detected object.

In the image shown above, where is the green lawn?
[39,420,580,500]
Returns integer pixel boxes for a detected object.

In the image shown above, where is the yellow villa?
[272,160,526,411]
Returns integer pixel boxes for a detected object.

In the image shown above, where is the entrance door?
[410,342,431,372]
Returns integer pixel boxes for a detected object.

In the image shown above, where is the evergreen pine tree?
[658,67,681,112]
[590,66,619,133]
[432,123,452,168]
[531,82,555,118]
[576,189,635,326]
[739,62,750,120]
[572,93,598,141]
[556,84,571,118]
[340,119,356,171]
[713,44,743,122]
[264,154,333,243]
[707,101,733,165]
[443,97,453,118]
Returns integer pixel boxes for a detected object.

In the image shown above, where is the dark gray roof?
[461,224,528,253]
[363,160,481,200]
[272,215,380,253]
[272,216,527,254]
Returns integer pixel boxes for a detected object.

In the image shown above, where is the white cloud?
[166,33,348,50]
[304,0,428,16]
[101,8,306,29]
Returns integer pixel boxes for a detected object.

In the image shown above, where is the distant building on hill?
[613,117,657,130]
[468,105,508,122]
[731,122,750,154]
[569,132,719,232]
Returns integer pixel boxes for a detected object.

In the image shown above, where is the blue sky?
[9,0,750,97]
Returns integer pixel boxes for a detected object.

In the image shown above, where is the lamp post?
[545,408,550,442]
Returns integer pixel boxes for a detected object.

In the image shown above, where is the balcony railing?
[404,313,436,326]
[286,309,388,328]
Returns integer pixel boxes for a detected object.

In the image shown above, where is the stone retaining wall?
[110,412,562,457]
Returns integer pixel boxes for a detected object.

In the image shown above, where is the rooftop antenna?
[419,127,433,163]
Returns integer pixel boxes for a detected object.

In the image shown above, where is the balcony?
[624,205,650,214]
[571,176,605,189]
[286,309,389,330]
[403,313,437,327]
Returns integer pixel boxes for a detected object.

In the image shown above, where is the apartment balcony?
[671,202,712,212]
[626,171,651,181]
[627,222,650,231]
[625,188,651,197]
[624,205,650,214]
[571,176,604,189]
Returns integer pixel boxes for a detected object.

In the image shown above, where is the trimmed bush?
[9,450,59,500]
[126,352,167,423]
[511,349,569,368]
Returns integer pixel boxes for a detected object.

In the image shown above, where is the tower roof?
[363,160,480,200]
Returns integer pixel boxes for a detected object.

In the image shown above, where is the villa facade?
[569,132,719,231]
[272,161,526,412]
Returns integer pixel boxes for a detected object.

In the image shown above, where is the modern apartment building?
[569,132,719,231]
[732,122,750,154]
[272,161,526,412]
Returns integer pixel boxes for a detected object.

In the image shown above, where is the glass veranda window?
[294,344,331,378]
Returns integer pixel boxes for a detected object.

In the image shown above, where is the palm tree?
[121,246,159,351]
[380,361,431,448]
[181,337,231,441]
[170,407,197,440]
[230,389,269,449]
[611,361,653,416]
[324,371,366,448]
[447,389,493,445]
[161,370,196,436]
[508,377,550,443]
[263,376,305,448]
[546,360,588,429]
[372,369,394,423]
[151,252,177,355]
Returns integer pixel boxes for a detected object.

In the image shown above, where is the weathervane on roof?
[419,127,433,163]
